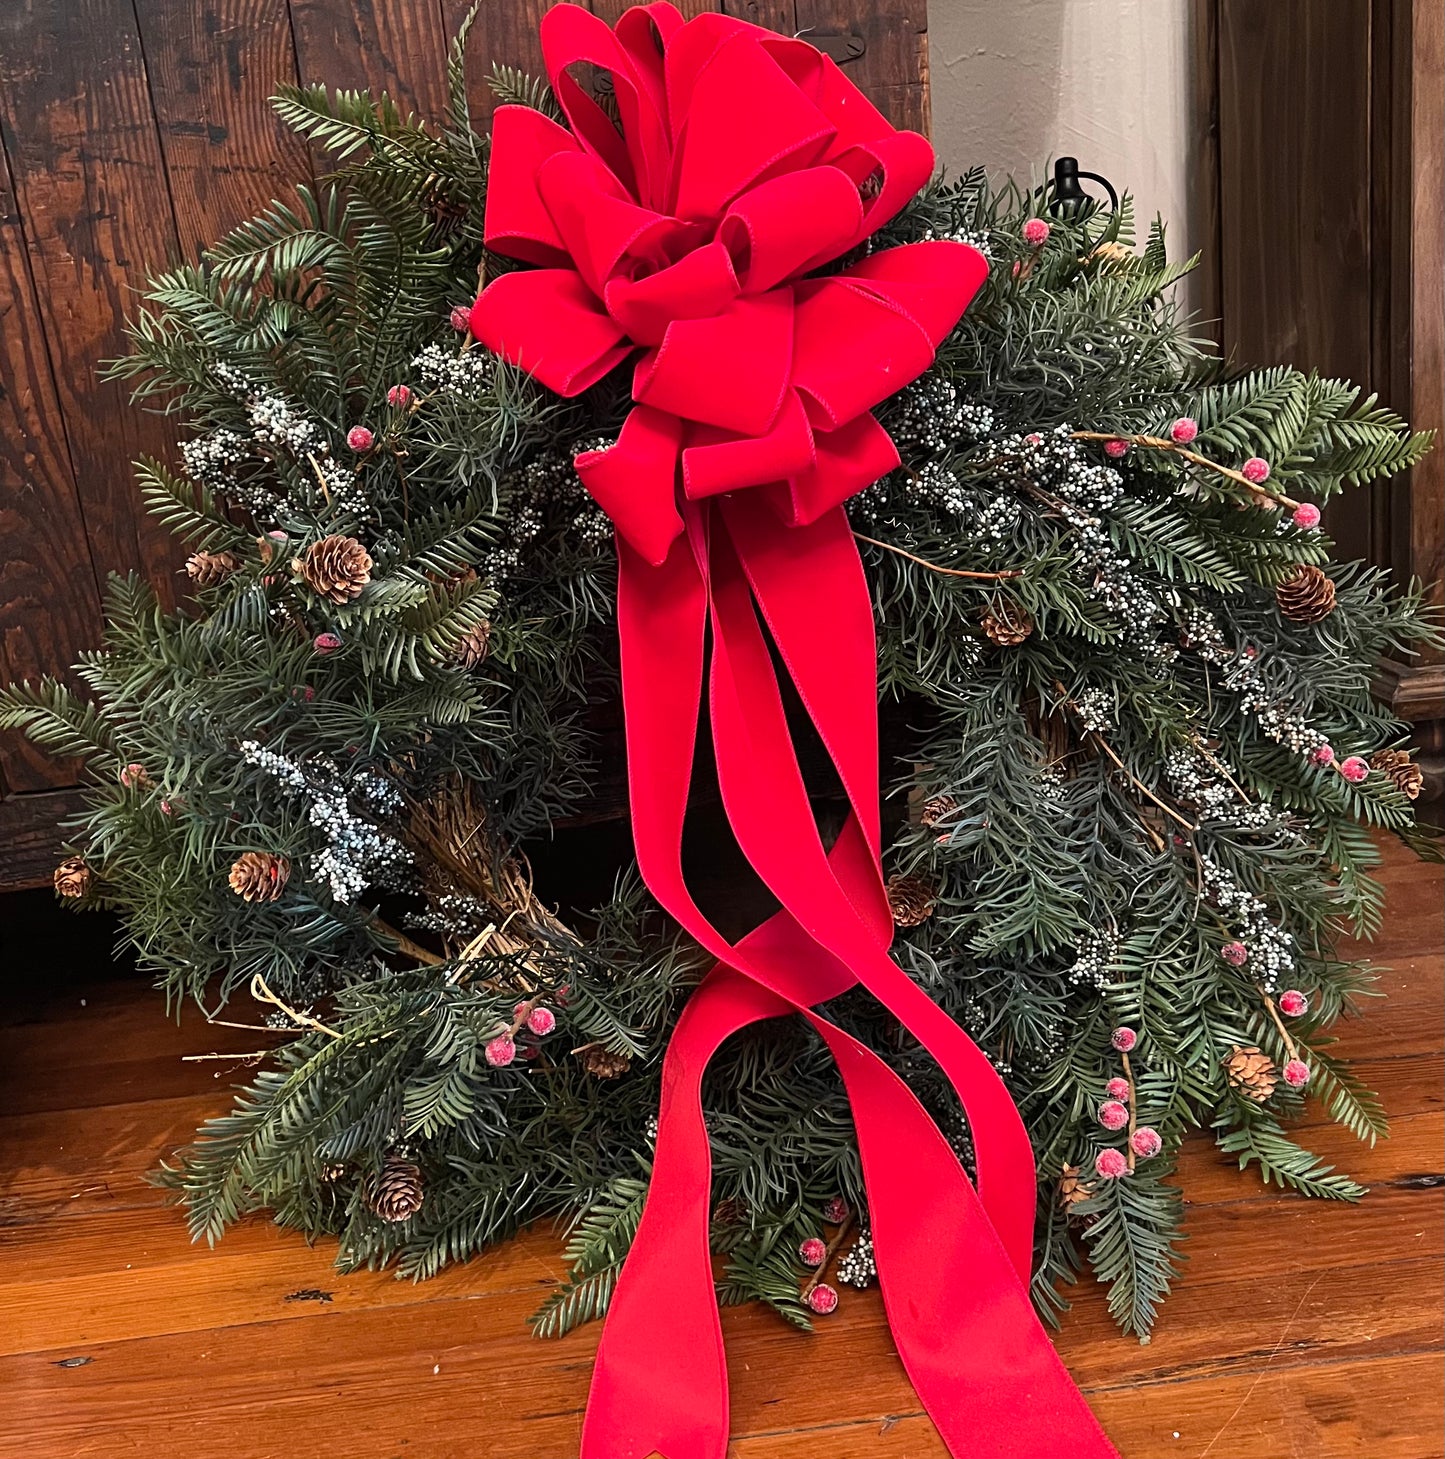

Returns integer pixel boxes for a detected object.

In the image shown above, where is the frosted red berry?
[1022,217,1050,247]
[1221,941,1249,967]
[1339,756,1369,784]
[346,425,374,452]
[485,1035,516,1068]
[1094,1148,1129,1180]
[806,1283,839,1315]
[822,1197,849,1224]
[1098,1099,1129,1131]
[312,632,342,655]
[1168,416,1199,444]
[449,304,471,332]
[1130,1127,1163,1160]
[1241,456,1271,484]
[799,1237,827,1268]
[1105,1077,1130,1101]
[1103,438,1130,459]
[1311,743,1335,767]
[1291,502,1322,530]
[526,1005,556,1036]
[1278,989,1309,1017]
[1110,1026,1138,1053]
[386,384,412,408]
[1283,1059,1311,1089]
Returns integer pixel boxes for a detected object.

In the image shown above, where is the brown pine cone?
[54,856,92,899]
[1224,1044,1278,1102]
[1370,749,1424,801]
[1059,1163,1094,1219]
[1275,564,1336,623]
[451,618,492,669]
[919,793,958,829]
[886,873,936,928]
[369,1156,424,1223]
[577,1044,632,1080]
[184,550,240,587]
[295,534,373,604]
[227,850,291,902]
[980,599,1034,647]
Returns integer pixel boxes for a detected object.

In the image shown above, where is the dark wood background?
[0,0,927,887]
[1,0,1441,890]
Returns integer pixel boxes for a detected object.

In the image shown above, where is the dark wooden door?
[0,0,929,889]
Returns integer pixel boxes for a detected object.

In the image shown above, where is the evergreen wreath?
[3,20,1439,1343]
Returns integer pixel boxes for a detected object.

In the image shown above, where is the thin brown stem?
[1070,431,1302,511]
[1121,1050,1139,1173]
[852,532,1023,581]
[801,1213,856,1300]
[249,972,342,1039]
[1260,991,1299,1061]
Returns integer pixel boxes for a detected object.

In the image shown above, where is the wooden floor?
[0,845,1440,1459]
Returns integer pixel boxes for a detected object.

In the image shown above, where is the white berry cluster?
[411,342,493,398]
[914,222,992,257]
[240,741,411,904]
[891,375,995,454]
[1165,749,1274,829]
[1074,687,1116,734]
[1200,855,1296,990]
[1067,929,1121,992]
[410,890,496,944]
[181,429,251,485]
[837,1228,876,1288]
[1180,608,1330,759]
[1007,425,1123,513]
[248,390,326,457]
[312,455,368,517]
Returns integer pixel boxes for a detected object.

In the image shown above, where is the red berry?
[1105,1077,1130,1101]
[1241,456,1271,484]
[313,632,342,655]
[822,1197,849,1224]
[1339,756,1369,784]
[449,305,471,332]
[386,384,412,408]
[1110,1026,1138,1053]
[1292,502,1321,530]
[1098,1100,1129,1131]
[1311,743,1335,767]
[1130,1127,1162,1160]
[526,1005,556,1036]
[1094,1148,1129,1180]
[1278,990,1309,1018]
[799,1237,827,1268]
[1022,217,1050,247]
[806,1283,839,1315]
[1221,941,1249,967]
[346,425,374,452]
[1283,1059,1311,1089]
[1103,438,1130,459]
[1169,416,1199,444]
[485,1035,516,1068]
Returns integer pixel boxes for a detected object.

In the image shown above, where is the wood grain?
[0,838,1438,1458]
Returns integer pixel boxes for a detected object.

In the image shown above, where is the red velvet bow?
[472,8,1119,1459]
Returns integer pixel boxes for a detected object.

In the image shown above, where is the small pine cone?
[296,534,373,604]
[1224,1044,1278,1103]
[980,598,1034,647]
[369,1156,424,1222]
[1370,749,1424,801]
[919,793,958,829]
[577,1044,632,1080]
[227,850,291,902]
[886,873,936,928]
[1275,565,1336,623]
[451,618,492,669]
[54,856,92,899]
[184,550,240,587]
[1058,1163,1094,1219]
[713,1197,747,1228]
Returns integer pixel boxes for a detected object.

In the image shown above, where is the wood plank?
[0,788,91,893]
[134,0,313,261]
[287,0,452,125]
[0,0,186,611]
[0,127,104,795]
[794,0,929,135]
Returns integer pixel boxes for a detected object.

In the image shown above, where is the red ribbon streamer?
[472,7,1119,1456]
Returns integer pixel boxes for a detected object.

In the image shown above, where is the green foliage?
[5,60,1437,1353]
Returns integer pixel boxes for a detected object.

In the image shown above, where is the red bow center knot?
[469,2,988,561]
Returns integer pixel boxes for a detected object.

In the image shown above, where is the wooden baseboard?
[1373,659,1445,722]
[0,787,89,893]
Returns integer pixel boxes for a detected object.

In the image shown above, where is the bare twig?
[852,532,1023,581]
[249,972,342,1039]
[1070,430,1301,511]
